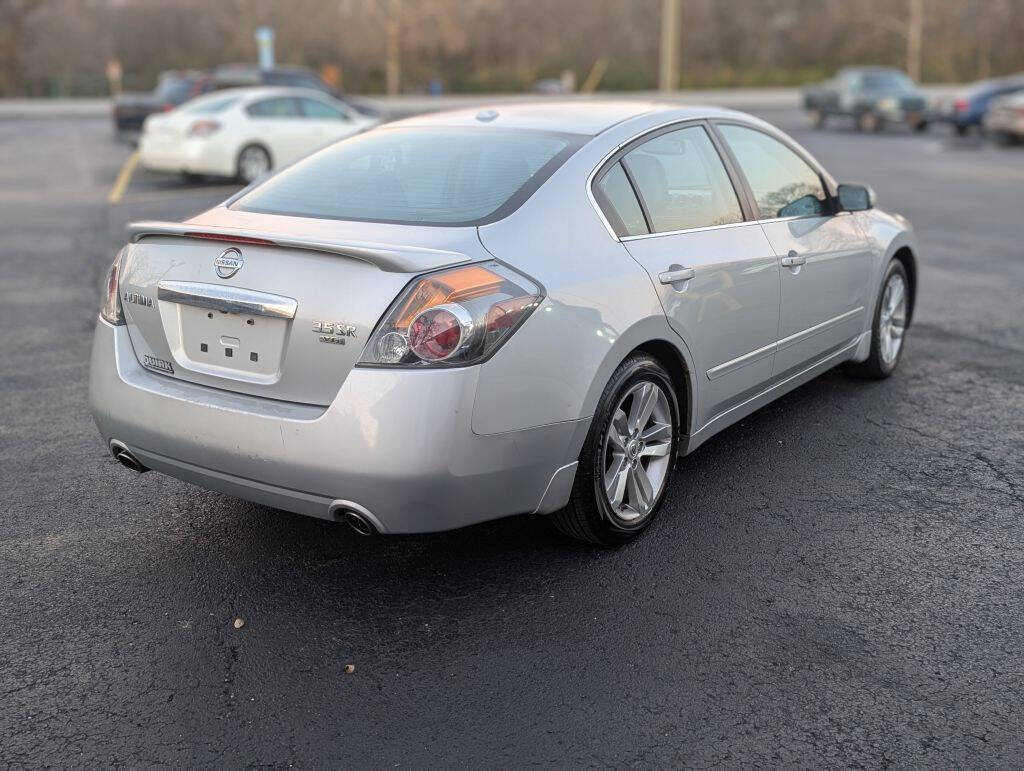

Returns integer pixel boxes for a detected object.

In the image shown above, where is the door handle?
[781,251,806,268]
[659,267,696,285]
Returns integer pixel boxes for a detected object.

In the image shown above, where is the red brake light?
[161,103,175,112]
[953,98,969,113]
[182,232,277,246]
[408,305,467,361]
[187,119,221,137]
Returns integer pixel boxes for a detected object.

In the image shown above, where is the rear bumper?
[88,320,584,533]
[139,135,235,177]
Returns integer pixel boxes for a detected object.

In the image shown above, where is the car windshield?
[154,78,194,103]
[231,127,586,225]
[862,72,915,92]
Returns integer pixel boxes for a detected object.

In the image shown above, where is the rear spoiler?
[126,221,470,274]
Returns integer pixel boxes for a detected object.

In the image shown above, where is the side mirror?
[836,183,876,212]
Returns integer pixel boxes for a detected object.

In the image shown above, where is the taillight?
[161,103,174,112]
[188,119,221,137]
[953,98,969,113]
[358,262,543,368]
[99,251,124,325]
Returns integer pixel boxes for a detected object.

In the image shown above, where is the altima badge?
[214,248,244,279]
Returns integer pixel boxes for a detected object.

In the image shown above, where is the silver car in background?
[90,102,918,545]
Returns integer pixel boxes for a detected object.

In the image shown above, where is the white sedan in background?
[139,87,380,183]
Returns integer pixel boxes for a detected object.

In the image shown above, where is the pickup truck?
[803,67,930,132]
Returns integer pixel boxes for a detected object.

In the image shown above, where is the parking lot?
[2,104,1023,767]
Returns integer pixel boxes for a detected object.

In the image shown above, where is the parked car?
[983,91,1024,145]
[112,70,213,134]
[138,87,379,183]
[939,74,1024,136]
[212,64,379,117]
[91,102,918,546]
[804,67,930,132]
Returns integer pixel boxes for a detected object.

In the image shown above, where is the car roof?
[391,100,749,136]
[210,86,339,102]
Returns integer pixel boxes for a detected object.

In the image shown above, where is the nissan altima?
[90,102,918,545]
[139,86,379,184]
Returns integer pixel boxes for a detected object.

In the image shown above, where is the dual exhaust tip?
[109,441,378,537]
[109,441,148,474]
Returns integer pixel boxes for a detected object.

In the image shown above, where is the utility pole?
[659,0,680,92]
[386,0,401,95]
[906,0,923,81]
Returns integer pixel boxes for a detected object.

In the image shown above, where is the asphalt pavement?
[1,106,1023,768]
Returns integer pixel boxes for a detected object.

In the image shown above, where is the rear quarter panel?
[473,125,695,436]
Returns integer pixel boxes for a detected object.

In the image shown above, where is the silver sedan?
[89,102,918,545]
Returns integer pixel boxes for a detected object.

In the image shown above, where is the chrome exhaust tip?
[109,441,148,473]
[329,502,379,536]
[344,510,376,536]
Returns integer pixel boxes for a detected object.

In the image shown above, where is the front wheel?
[551,354,679,546]
[846,259,910,379]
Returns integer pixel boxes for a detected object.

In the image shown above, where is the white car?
[139,87,380,183]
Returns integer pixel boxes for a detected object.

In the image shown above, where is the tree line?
[4,0,1024,97]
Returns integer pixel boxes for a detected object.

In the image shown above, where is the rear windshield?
[231,127,586,226]
[183,95,239,114]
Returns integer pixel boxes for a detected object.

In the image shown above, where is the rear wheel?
[847,259,910,379]
[236,144,272,184]
[551,354,679,546]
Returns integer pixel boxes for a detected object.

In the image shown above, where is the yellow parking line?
[106,150,140,204]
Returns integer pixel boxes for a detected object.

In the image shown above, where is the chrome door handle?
[781,251,806,268]
[658,267,696,285]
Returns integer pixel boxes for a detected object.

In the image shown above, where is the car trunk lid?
[119,212,488,405]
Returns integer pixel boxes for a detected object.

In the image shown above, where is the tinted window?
[719,125,828,219]
[183,95,238,114]
[154,77,195,103]
[264,71,329,92]
[594,162,648,237]
[232,127,584,225]
[862,72,914,92]
[622,126,743,233]
[299,98,348,120]
[246,98,300,118]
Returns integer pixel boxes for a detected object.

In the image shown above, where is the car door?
[244,96,308,167]
[297,97,362,148]
[595,122,781,429]
[716,122,873,379]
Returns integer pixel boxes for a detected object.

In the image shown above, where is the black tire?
[913,120,929,133]
[954,124,969,137]
[236,144,272,184]
[550,354,679,547]
[857,111,883,133]
[846,259,911,380]
[993,131,1019,147]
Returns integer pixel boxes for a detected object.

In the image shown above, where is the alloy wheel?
[602,380,673,523]
[879,273,907,366]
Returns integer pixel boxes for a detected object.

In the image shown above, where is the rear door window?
[622,125,744,233]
